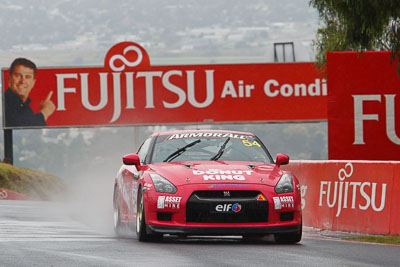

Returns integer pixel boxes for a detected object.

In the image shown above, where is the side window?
[137,138,152,165]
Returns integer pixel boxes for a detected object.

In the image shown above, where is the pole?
[4,129,13,164]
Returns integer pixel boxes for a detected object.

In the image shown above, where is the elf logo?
[215,203,242,213]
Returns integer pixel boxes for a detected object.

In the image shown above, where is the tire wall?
[283,160,400,235]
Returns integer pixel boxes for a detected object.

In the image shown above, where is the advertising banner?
[0,188,34,201]
[2,42,326,129]
[284,160,399,235]
[327,51,400,160]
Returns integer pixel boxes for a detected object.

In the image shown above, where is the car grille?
[194,190,260,199]
[186,190,268,223]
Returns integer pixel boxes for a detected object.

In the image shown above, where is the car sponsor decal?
[273,197,282,210]
[143,183,153,192]
[214,203,242,213]
[157,196,182,209]
[273,196,294,209]
[207,183,249,189]
[241,139,261,147]
[117,180,132,210]
[167,132,250,140]
[193,169,253,181]
[257,194,266,201]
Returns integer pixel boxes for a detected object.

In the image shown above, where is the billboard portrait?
[3,58,55,128]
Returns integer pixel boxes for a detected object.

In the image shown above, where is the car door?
[127,137,152,220]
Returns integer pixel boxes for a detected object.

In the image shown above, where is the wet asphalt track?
[0,200,399,267]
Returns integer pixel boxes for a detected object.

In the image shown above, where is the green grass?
[0,162,65,200]
[343,236,400,245]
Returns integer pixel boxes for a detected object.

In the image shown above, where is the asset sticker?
[157,196,165,209]
[279,196,294,208]
[273,197,282,210]
[157,196,182,209]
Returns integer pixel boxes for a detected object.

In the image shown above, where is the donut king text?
[193,169,254,181]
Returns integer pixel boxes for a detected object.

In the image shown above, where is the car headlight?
[275,173,293,194]
[149,173,177,194]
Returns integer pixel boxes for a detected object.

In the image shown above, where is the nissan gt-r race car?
[113,130,302,243]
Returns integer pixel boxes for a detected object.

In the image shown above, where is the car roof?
[151,129,255,137]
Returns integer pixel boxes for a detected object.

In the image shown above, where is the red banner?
[283,160,400,235]
[2,42,326,129]
[327,51,400,160]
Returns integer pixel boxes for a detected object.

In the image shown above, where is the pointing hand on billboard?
[40,91,56,121]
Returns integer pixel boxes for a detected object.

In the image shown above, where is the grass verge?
[343,236,400,245]
[0,162,65,200]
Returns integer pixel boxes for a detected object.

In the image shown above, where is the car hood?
[147,161,284,186]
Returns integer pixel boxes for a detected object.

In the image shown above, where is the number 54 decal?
[242,140,261,147]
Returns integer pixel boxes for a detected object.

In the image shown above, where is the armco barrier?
[0,188,34,201]
[283,160,400,235]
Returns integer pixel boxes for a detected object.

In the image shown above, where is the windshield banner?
[2,42,326,129]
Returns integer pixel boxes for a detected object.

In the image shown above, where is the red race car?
[113,129,302,243]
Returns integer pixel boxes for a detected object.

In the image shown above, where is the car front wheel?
[274,225,302,244]
[136,189,162,242]
[113,188,124,236]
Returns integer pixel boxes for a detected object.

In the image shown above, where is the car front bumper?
[146,224,301,236]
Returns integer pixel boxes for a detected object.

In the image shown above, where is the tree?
[310,0,400,73]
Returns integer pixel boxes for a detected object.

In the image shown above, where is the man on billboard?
[4,58,55,127]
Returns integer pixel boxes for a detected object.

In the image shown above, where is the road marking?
[0,220,115,242]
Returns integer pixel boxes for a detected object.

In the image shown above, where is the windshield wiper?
[210,137,230,161]
[163,139,201,162]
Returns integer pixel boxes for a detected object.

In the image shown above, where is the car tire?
[242,234,266,242]
[274,225,302,244]
[136,189,162,242]
[113,187,124,236]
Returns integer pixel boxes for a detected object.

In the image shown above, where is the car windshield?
[150,132,273,164]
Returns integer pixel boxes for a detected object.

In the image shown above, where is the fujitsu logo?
[54,42,215,123]
[353,94,400,145]
[109,45,143,72]
[319,163,387,217]
[0,189,8,199]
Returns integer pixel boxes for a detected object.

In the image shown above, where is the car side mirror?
[123,153,141,168]
[275,153,289,167]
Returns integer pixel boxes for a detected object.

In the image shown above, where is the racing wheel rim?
[136,193,144,234]
[113,203,118,229]
[113,192,120,230]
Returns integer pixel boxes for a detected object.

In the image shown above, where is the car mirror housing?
[123,153,141,168]
[275,153,289,167]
